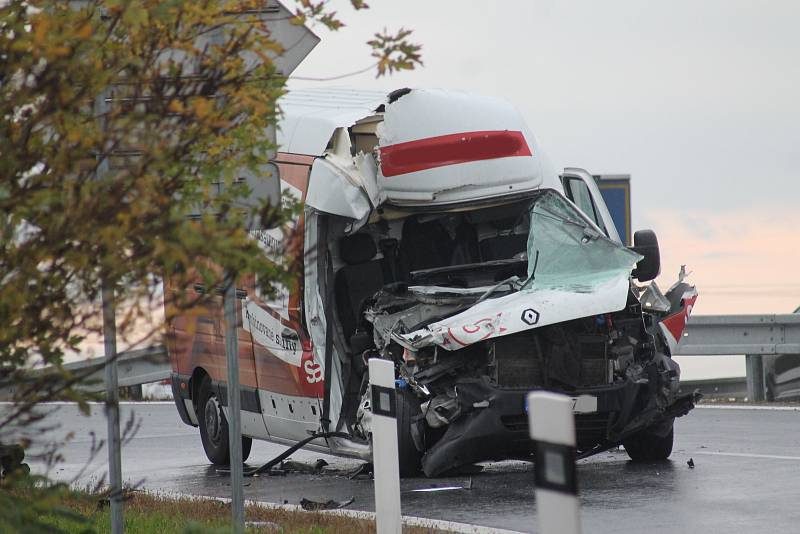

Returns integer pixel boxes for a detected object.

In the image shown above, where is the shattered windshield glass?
[522,190,642,292]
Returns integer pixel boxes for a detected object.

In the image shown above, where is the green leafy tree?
[0,0,421,424]
[0,1,420,528]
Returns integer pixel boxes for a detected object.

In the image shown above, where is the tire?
[197,376,252,465]
[623,426,674,462]
[396,388,423,477]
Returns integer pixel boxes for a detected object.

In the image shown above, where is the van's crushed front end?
[290,87,699,475]
[359,190,699,476]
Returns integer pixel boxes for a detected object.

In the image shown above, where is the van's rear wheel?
[197,376,252,465]
[623,425,674,462]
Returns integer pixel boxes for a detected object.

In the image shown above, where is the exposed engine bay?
[327,189,699,476]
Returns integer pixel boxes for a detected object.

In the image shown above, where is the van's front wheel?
[396,389,423,477]
[197,376,252,465]
[623,424,674,462]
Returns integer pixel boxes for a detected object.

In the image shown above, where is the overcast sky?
[288,0,800,377]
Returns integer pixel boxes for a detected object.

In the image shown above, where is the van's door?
[561,168,622,244]
[242,155,325,443]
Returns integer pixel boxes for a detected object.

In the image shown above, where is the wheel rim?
[204,395,223,447]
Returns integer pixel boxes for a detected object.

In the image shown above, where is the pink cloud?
[644,208,800,315]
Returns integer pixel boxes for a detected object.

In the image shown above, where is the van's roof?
[282,87,561,207]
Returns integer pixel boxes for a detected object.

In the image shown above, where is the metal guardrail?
[675,314,800,400]
[676,314,800,356]
[2,315,798,402]
[679,377,748,399]
[0,345,169,400]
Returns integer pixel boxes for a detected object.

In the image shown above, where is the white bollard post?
[528,391,582,534]
[368,358,402,534]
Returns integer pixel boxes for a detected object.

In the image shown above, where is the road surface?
[5,402,800,533]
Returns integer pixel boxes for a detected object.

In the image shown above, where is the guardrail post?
[127,385,143,401]
[528,391,581,534]
[368,358,402,534]
[746,354,765,402]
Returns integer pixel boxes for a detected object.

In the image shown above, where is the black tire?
[623,426,674,462]
[396,388,423,477]
[197,376,252,465]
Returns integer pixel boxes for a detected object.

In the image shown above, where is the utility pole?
[95,89,124,534]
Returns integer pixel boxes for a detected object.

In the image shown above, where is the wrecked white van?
[168,87,699,477]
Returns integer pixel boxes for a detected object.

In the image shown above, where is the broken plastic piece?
[299,496,355,511]
[279,458,329,474]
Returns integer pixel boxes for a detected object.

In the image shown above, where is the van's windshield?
[522,190,641,292]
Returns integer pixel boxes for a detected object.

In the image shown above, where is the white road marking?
[696,404,800,411]
[410,486,466,493]
[695,451,800,461]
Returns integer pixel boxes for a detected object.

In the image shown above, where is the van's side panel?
[247,154,321,398]
[167,153,320,437]
[247,154,328,441]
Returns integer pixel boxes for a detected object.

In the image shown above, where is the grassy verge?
[0,481,442,534]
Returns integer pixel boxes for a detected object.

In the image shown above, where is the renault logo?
[521,308,540,326]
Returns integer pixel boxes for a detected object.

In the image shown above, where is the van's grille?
[493,334,543,388]
[492,331,610,388]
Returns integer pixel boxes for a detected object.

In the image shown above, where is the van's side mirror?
[631,229,660,282]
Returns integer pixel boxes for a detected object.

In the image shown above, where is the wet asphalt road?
[7,402,800,533]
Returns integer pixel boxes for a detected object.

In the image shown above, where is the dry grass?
[1,482,446,533]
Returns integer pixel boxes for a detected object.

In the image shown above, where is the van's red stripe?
[379,130,532,177]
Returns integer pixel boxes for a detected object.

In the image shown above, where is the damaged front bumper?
[417,370,700,477]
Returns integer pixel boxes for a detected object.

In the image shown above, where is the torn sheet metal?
[305,157,371,220]
[640,282,671,313]
[277,88,386,156]
[397,274,633,350]
[659,273,699,353]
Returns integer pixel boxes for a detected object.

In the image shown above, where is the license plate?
[524,393,598,414]
[571,395,598,414]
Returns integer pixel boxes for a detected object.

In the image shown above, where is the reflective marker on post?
[528,391,582,534]
[368,358,402,534]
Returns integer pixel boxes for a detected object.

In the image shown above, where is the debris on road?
[299,496,355,511]
[279,458,329,474]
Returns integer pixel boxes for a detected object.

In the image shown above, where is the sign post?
[368,358,402,534]
[223,272,245,533]
[188,4,318,530]
[94,87,124,534]
[101,282,123,534]
[528,391,581,534]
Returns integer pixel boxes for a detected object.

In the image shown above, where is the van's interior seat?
[398,218,454,278]
[479,233,528,261]
[335,233,385,344]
